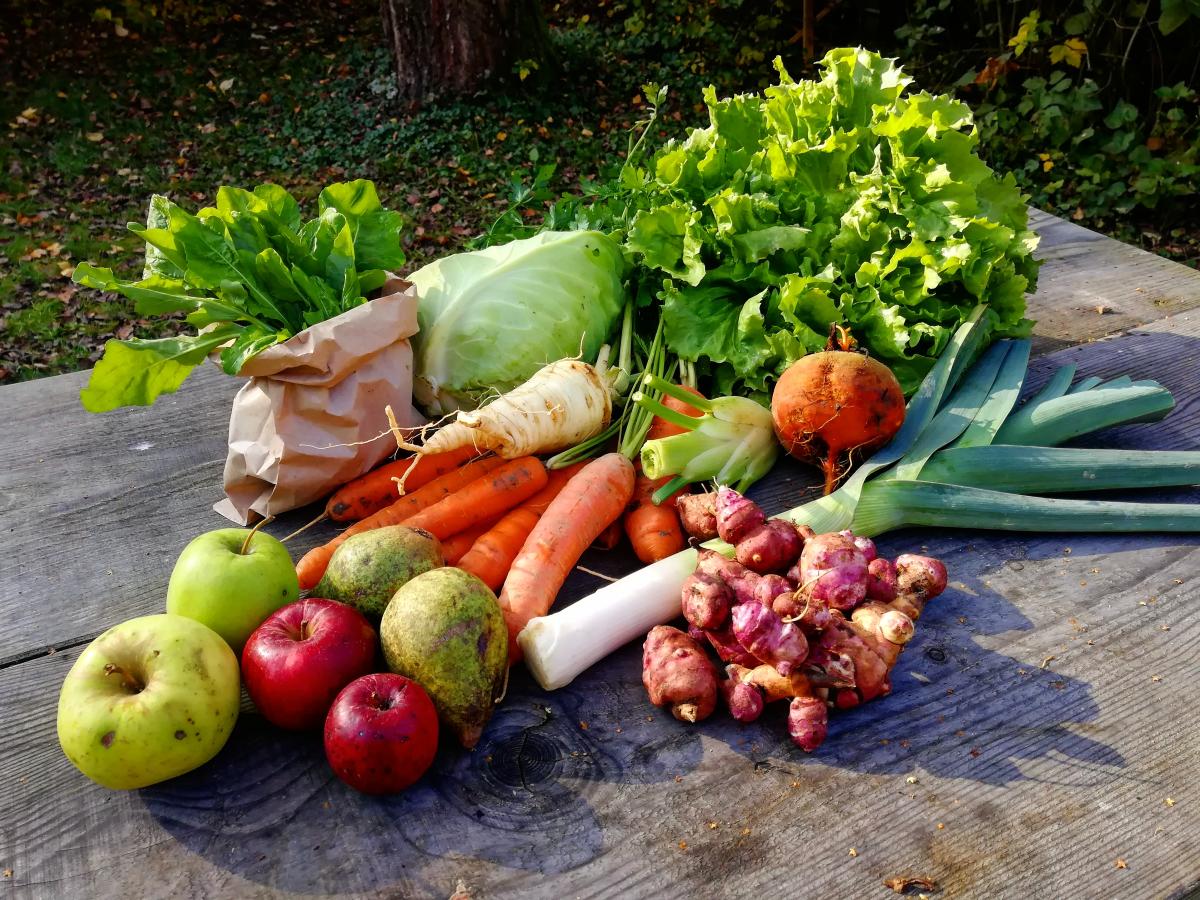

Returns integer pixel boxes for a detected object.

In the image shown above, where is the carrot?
[623,465,687,564]
[403,456,548,541]
[624,385,703,563]
[457,463,584,591]
[498,452,636,662]
[326,446,480,522]
[592,520,624,550]
[645,384,705,441]
[296,456,507,590]
[440,516,503,565]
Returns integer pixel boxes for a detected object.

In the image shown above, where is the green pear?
[379,567,506,748]
[57,614,241,790]
[315,525,443,619]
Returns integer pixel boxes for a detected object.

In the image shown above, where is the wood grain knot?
[486,730,559,788]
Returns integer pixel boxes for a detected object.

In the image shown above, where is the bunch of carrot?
[294,384,704,662]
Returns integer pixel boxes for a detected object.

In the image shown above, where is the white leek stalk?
[518,549,699,690]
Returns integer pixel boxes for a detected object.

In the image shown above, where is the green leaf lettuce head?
[407,230,628,415]
[74,180,404,412]
[593,48,1042,394]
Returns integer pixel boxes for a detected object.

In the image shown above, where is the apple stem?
[239,515,275,555]
[103,663,144,693]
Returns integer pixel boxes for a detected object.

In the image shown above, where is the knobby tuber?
[754,574,792,607]
[731,603,808,675]
[796,532,869,610]
[716,485,766,544]
[727,663,815,705]
[720,677,765,723]
[676,491,718,541]
[642,626,718,723]
[866,557,899,602]
[774,591,838,631]
[735,519,805,574]
[787,697,829,753]
[695,550,762,604]
[681,571,732,631]
[840,529,877,562]
[641,488,948,753]
[697,623,762,668]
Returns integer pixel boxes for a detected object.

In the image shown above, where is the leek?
[916,445,1200,494]
[995,377,1174,446]
[852,480,1200,536]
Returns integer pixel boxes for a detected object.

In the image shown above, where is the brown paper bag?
[213,278,425,524]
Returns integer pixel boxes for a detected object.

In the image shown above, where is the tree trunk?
[380,0,554,106]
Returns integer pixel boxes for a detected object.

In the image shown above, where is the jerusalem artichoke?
[720,677,766,723]
[735,519,805,574]
[731,603,808,675]
[795,532,869,610]
[681,571,733,631]
[787,697,829,753]
[716,485,766,544]
[642,625,719,723]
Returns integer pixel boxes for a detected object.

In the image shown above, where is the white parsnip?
[404,359,613,459]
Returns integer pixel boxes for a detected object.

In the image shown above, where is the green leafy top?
[75,180,405,412]
[492,48,1042,397]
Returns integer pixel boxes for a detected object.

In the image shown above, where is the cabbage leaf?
[408,231,628,415]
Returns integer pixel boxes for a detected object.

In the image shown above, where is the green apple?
[57,614,241,790]
[166,527,299,652]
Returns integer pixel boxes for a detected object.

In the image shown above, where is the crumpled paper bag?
[214,277,424,524]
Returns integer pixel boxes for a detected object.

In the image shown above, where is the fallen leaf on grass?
[85,132,105,142]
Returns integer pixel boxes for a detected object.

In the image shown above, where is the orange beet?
[771,350,905,494]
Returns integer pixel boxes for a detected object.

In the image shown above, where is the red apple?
[242,598,377,730]
[324,673,438,794]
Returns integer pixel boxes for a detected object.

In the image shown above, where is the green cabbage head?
[408,230,628,415]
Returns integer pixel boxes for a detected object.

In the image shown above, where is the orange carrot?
[403,456,548,541]
[592,520,624,550]
[457,463,584,591]
[624,385,703,563]
[326,446,480,522]
[440,516,503,565]
[498,452,636,661]
[296,456,507,590]
[645,384,705,441]
[623,465,687,564]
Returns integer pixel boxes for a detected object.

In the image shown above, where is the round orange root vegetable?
[771,332,906,494]
[642,625,718,723]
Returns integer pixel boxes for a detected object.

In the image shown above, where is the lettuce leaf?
[594,48,1041,394]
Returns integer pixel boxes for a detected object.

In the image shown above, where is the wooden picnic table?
[2,210,1199,899]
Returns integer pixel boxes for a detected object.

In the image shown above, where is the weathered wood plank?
[0,367,241,664]
[1025,209,1200,352]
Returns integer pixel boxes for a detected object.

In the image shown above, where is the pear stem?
[239,515,275,555]
[103,663,143,693]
